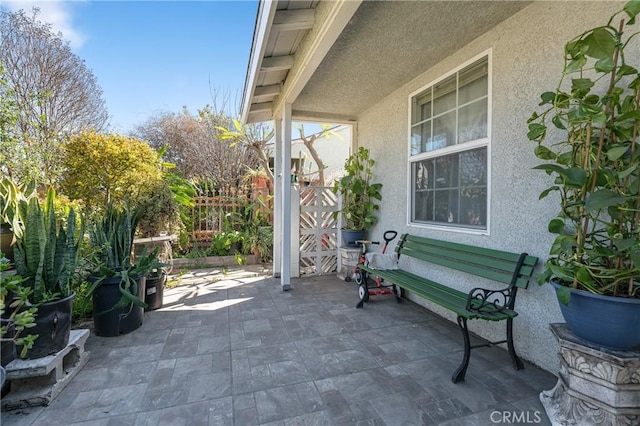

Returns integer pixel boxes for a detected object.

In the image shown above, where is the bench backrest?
[395,234,538,289]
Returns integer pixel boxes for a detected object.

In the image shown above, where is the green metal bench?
[356,233,538,383]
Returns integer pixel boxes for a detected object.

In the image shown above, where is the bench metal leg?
[452,316,471,383]
[507,317,524,370]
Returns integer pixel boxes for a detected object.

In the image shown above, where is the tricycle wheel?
[354,270,365,286]
[358,284,369,303]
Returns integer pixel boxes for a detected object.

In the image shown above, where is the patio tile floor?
[1,268,557,425]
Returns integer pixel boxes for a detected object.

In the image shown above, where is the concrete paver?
[1,269,556,425]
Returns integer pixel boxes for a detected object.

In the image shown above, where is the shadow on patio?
[1,268,556,425]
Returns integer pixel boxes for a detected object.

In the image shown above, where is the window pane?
[413,189,433,222]
[411,121,432,155]
[412,90,432,124]
[434,189,459,223]
[460,188,487,226]
[431,111,455,150]
[433,75,456,115]
[413,159,433,190]
[459,59,488,104]
[460,148,487,186]
[458,100,487,144]
[435,155,459,189]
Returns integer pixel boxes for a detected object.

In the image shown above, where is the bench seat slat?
[398,239,537,289]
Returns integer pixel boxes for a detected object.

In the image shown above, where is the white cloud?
[3,0,87,50]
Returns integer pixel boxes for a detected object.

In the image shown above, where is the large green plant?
[0,256,37,358]
[332,147,383,230]
[88,204,158,308]
[527,1,640,302]
[13,188,82,303]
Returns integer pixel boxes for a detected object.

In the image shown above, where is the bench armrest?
[465,286,515,314]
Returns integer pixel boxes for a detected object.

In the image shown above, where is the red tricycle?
[346,230,402,308]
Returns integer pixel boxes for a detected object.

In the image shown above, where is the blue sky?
[3,1,258,133]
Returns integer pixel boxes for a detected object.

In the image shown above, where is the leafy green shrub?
[61,131,162,215]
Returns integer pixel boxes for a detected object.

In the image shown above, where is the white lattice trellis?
[299,187,338,275]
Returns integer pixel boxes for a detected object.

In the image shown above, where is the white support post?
[273,117,282,278]
[280,103,292,291]
[290,186,300,278]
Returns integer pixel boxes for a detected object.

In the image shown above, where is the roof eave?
[240,0,279,125]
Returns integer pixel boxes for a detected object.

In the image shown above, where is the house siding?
[356,1,626,373]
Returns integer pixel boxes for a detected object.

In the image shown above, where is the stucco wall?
[356,1,625,374]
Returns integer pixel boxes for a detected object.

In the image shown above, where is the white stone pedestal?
[337,246,361,281]
[540,323,640,426]
[2,329,90,410]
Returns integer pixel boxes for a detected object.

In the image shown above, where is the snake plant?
[13,188,82,303]
[88,203,159,308]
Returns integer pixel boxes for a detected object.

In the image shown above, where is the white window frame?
[406,50,492,235]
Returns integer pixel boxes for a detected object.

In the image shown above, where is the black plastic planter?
[91,274,146,337]
[25,292,74,359]
[144,270,166,311]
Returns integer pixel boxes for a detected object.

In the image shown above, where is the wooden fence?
[191,179,272,243]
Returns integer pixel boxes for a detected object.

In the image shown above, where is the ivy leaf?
[566,56,587,73]
[631,248,640,268]
[618,64,638,76]
[572,78,594,90]
[606,145,629,161]
[575,267,595,287]
[614,237,637,251]
[563,167,588,187]
[618,164,637,179]
[549,264,575,282]
[527,123,546,141]
[548,218,565,234]
[539,186,559,199]
[584,189,627,211]
[555,285,571,306]
[584,28,617,59]
[617,110,640,121]
[532,165,587,187]
[539,91,556,105]
[534,145,556,160]
[595,57,615,73]
[624,0,640,24]
[551,114,566,130]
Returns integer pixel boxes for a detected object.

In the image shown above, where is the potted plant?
[133,181,182,311]
[0,256,37,365]
[87,203,159,337]
[527,1,640,350]
[0,178,35,265]
[332,147,383,247]
[12,188,82,358]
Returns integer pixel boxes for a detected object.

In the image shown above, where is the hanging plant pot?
[23,293,75,359]
[341,229,365,248]
[144,270,166,312]
[551,281,640,351]
[91,274,146,337]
